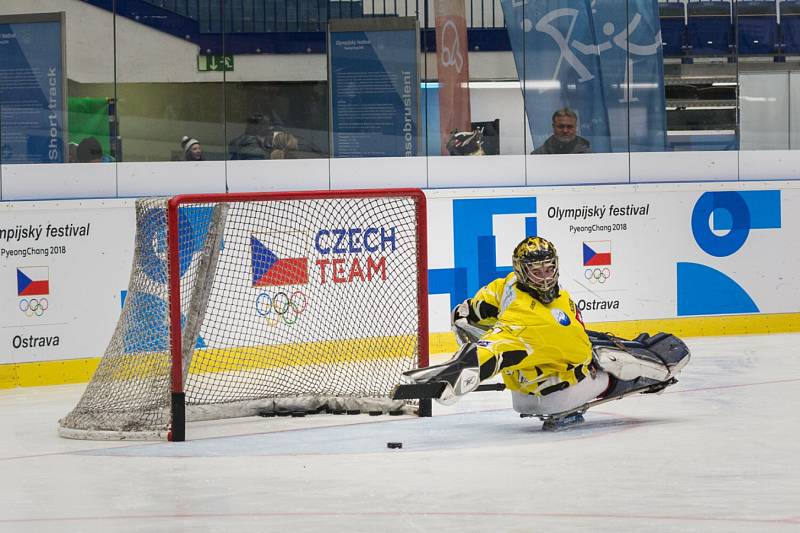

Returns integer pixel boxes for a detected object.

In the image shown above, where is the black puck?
[290,411,306,417]
[346,409,361,415]
[368,411,383,416]
[388,410,404,416]
[387,442,403,449]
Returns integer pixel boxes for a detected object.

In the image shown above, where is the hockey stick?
[392,382,506,400]
[394,377,676,410]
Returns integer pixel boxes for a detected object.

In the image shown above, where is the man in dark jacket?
[532,108,592,155]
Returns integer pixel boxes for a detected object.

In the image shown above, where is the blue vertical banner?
[328,18,419,158]
[499,0,666,153]
[594,0,667,152]
[0,13,66,164]
[501,0,612,153]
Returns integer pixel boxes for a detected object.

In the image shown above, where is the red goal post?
[59,188,430,441]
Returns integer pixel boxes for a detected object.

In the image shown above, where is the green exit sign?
[197,54,234,72]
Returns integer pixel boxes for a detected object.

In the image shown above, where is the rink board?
[2,181,800,387]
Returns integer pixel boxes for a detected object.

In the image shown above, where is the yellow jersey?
[467,273,593,395]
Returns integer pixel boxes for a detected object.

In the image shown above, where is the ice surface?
[1,334,799,532]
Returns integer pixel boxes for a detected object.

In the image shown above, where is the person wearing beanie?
[181,135,204,161]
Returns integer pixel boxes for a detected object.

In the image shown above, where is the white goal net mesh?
[59,192,425,439]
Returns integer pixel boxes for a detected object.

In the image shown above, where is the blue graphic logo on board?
[551,308,571,326]
[120,290,205,352]
[126,205,215,352]
[428,197,537,309]
[138,206,215,285]
[677,191,781,316]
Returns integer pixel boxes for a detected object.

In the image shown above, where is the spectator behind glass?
[76,137,104,163]
[531,108,592,155]
[270,131,299,159]
[228,113,271,160]
[181,136,204,161]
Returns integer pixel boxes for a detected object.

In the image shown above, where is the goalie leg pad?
[590,332,691,382]
[593,346,671,382]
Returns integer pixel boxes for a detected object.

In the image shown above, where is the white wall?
[740,72,791,151]
[1,0,212,84]
[740,71,800,152]
[0,0,519,83]
[466,84,529,155]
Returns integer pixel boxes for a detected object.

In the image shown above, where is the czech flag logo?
[17,267,50,296]
[251,236,308,286]
[582,241,611,266]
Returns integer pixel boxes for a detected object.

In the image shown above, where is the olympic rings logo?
[255,291,308,325]
[584,267,611,284]
[19,297,49,317]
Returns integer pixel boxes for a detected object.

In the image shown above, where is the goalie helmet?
[512,236,560,303]
[446,128,485,156]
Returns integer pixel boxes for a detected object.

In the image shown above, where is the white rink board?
[424,181,800,331]
[2,181,800,365]
[0,199,136,365]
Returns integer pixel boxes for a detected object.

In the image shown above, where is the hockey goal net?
[58,189,428,441]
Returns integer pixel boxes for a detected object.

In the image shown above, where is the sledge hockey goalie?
[396,236,690,430]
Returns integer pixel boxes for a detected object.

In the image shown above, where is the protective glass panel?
[0,4,117,199]
[113,0,226,164]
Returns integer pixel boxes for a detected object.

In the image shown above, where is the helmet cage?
[514,256,559,294]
